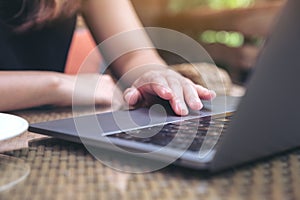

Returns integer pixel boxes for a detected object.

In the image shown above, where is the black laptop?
[29,0,300,172]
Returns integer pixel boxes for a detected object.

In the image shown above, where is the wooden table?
[1,101,300,200]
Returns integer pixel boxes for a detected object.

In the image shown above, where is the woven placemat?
[0,108,299,200]
[0,138,300,200]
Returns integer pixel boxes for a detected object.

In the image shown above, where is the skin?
[0,0,215,115]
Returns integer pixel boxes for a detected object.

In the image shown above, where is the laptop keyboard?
[107,113,233,152]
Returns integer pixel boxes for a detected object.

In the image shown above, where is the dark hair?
[0,0,80,31]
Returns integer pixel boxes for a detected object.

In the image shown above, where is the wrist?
[46,72,73,106]
[112,49,167,87]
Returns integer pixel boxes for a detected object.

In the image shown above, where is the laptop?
[29,0,300,172]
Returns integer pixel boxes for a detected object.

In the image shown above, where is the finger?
[132,71,173,99]
[194,84,217,100]
[123,87,142,106]
[181,80,203,110]
[150,77,173,100]
[167,77,189,116]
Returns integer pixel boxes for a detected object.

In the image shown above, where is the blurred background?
[69,0,285,85]
[131,0,285,84]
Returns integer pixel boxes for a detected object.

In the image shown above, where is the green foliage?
[208,0,255,9]
[168,0,255,12]
[200,30,245,47]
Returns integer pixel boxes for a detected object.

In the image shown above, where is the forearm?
[80,0,167,87]
[0,71,66,111]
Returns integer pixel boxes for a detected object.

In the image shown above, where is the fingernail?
[165,88,172,94]
[210,90,217,98]
[180,102,188,115]
[161,86,172,96]
[124,89,135,103]
[124,93,130,103]
[191,99,203,110]
[194,97,201,103]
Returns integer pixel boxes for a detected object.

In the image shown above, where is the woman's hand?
[57,73,124,108]
[123,68,216,115]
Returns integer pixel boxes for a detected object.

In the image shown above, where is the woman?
[0,0,215,115]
